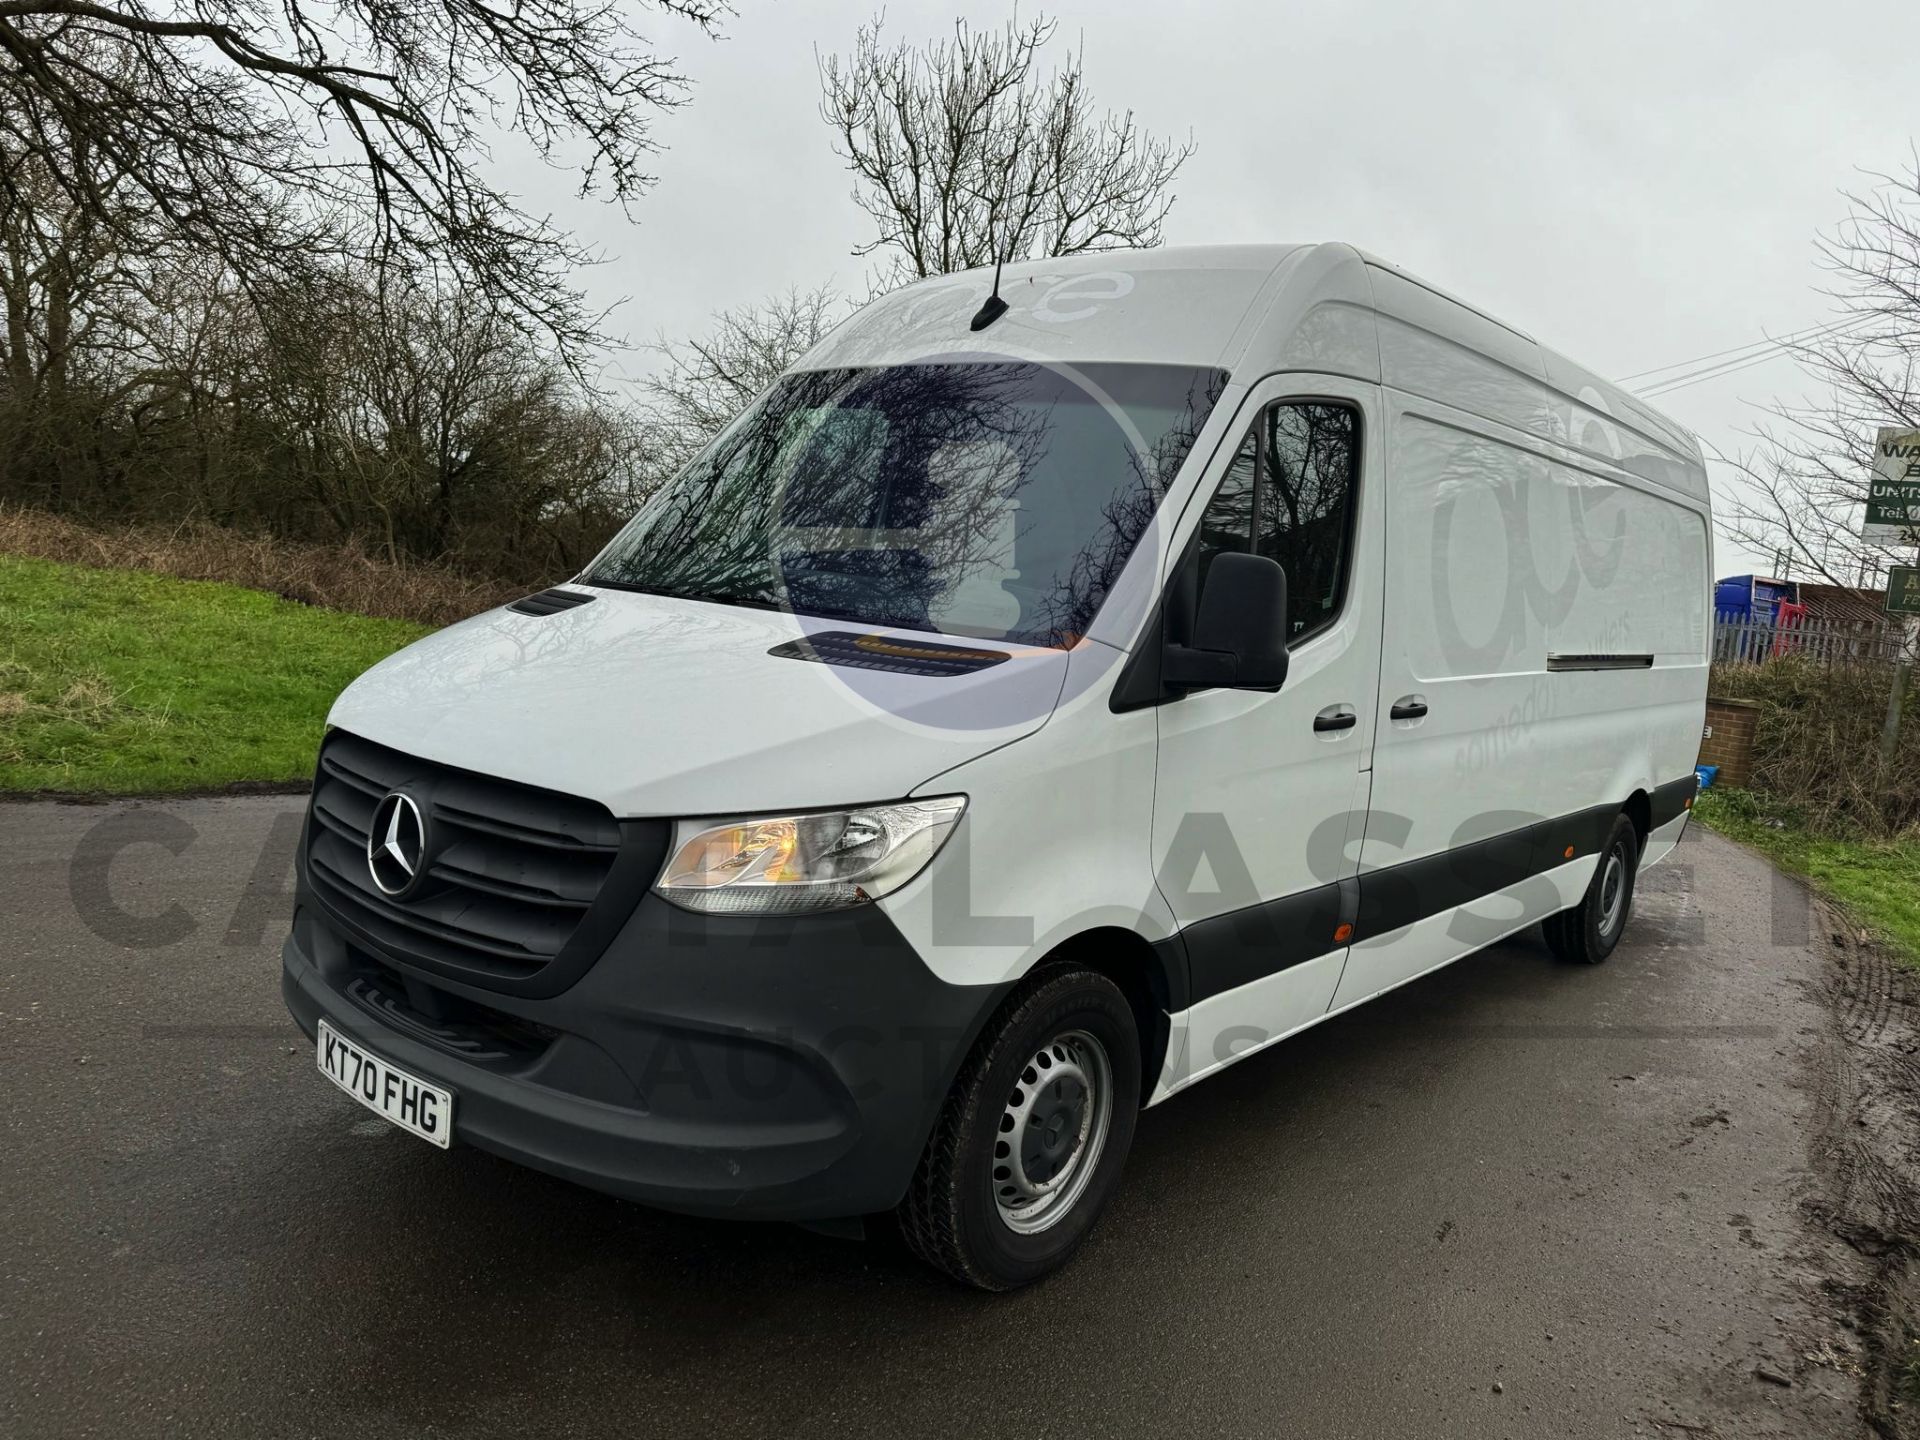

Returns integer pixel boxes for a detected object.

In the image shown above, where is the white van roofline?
[794,242,1707,503]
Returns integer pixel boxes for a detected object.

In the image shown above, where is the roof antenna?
[970,225,1011,332]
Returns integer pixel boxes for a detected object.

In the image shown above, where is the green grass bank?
[0,555,427,794]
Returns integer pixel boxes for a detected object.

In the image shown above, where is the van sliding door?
[1334,397,1671,1006]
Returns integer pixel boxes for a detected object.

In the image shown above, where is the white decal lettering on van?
[896,285,970,331]
[1033,272,1134,324]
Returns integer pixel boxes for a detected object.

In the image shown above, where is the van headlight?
[654,796,967,915]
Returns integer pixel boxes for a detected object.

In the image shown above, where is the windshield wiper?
[582,577,676,599]
[586,577,938,631]
[586,576,785,612]
[691,590,783,612]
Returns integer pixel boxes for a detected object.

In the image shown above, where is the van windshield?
[586,362,1229,647]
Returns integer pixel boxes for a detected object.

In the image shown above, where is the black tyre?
[898,967,1141,1291]
[1543,813,1640,965]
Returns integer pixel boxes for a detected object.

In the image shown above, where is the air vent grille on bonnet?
[507,588,596,617]
[768,631,1011,677]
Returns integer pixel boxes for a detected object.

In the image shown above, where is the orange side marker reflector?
[1563,845,1576,858]
[1333,923,1353,943]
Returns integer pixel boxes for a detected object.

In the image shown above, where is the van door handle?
[1390,697,1429,721]
[1313,706,1358,733]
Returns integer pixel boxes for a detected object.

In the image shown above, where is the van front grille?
[304,730,649,991]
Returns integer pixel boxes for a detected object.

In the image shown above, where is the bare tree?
[818,13,1192,282]
[0,36,165,505]
[619,16,1197,490]
[636,286,846,485]
[0,0,730,351]
[0,233,652,582]
[1718,151,1920,606]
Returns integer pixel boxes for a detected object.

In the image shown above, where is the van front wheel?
[1543,813,1640,965]
[898,967,1140,1290]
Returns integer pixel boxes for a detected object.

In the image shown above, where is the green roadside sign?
[1889,566,1920,616]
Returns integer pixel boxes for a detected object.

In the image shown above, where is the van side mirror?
[1161,552,1291,693]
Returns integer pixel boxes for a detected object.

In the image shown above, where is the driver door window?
[1191,401,1360,643]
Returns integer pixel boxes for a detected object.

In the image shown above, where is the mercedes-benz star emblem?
[367,791,427,896]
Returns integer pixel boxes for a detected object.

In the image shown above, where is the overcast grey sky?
[517,0,1919,579]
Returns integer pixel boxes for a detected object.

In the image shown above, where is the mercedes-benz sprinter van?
[282,244,1711,1289]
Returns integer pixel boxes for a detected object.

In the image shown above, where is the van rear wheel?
[897,967,1140,1290]
[1543,813,1640,965]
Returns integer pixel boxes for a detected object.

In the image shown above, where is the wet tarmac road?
[0,797,1864,1437]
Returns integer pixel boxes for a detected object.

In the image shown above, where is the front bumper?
[282,881,1006,1221]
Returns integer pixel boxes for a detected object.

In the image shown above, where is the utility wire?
[1632,314,1876,400]
[1615,312,1866,385]
[1638,341,1817,399]
[1637,327,1855,400]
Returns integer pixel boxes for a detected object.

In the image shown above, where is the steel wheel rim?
[1599,850,1627,936]
[992,1029,1113,1235]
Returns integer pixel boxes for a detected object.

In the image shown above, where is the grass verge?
[1695,787,1920,968]
[0,504,515,627]
[0,554,427,794]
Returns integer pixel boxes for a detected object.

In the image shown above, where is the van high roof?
[797,241,1706,504]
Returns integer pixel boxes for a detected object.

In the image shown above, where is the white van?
[283,244,1710,1289]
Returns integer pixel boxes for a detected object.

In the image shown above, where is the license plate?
[316,1019,453,1149]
